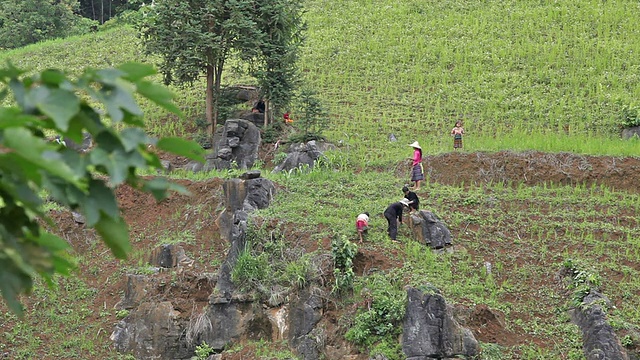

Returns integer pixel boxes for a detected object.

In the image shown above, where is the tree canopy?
[141,0,304,137]
[0,0,95,49]
[0,62,204,315]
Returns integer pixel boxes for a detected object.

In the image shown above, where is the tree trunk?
[206,64,214,140]
[263,100,269,127]
[212,59,224,136]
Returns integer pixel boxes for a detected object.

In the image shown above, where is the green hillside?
[2,1,640,359]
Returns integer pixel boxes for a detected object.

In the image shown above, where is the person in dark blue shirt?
[384,199,410,242]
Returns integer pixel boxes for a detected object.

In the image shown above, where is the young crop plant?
[331,233,357,294]
[562,258,603,308]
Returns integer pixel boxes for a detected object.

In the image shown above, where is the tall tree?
[141,0,304,138]
[250,0,305,126]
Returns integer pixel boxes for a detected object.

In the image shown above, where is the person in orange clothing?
[283,112,293,124]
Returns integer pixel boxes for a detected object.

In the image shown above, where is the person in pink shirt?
[408,141,424,190]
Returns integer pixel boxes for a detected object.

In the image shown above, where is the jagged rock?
[239,112,265,128]
[182,161,204,173]
[114,274,154,310]
[214,176,274,299]
[160,160,173,174]
[196,299,272,351]
[289,287,324,360]
[216,177,275,241]
[621,126,640,140]
[111,301,192,359]
[272,141,336,173]
[239,170,261,180]
[148,244,193,268]
[408,210,452,249]
[402,286,479,359]
[569,291,629,360]
[244,177,276,212]
[72,211,86,224]
[207,119,261,170]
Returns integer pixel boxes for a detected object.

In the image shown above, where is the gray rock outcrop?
[621,126,640,140]
[111,301,192,360]
[148,244,193,268]
[408,210,452,249]
[569,291,629,360]
[402,286,479,359]
[288,288,324,360]
[272,141,335,173]
[208,119,261,170]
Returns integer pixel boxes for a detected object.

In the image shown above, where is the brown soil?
[3,150,640,359]
[422,151,640,193]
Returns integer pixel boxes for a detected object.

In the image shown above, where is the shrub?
[289,87,328,143]
[194,342,215,360]
[345,273,406,356]
[619,103,640,128]
[331,234,357,294]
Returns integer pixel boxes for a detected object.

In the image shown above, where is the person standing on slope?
[451,121,465,150]
[408,141,424,190]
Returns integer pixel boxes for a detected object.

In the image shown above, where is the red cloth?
[356,219,368,232]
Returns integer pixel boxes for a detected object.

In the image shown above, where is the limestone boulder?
[272,140,336,173]
[111,301,192,359]
[408,210,452,249]
[402,286,479,359]
[208,119,261,170]
[569,291,629,360]
[621,126,640,140]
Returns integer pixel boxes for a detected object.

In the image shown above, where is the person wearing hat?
[402,185,419,212]
[408,141,424,190]
[384,199,410,242]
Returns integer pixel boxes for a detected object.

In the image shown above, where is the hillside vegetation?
[2,0,640,359]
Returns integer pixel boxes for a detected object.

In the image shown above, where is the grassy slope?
[1,0,640,359]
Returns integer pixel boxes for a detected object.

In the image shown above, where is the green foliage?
[231,247,270,289]
[115,309,129,319]
[618,103,640,129]
[231,223,314,298]
[141,0,305,134]
[0,0,96,50]
[562,258,603,307]
[0,62,204,315]
[345,273,406,357]
[289,87,328,143]
[262,121,286,144]
[250,0,306,117]
[331,234,357,294]
[194,342,215,360]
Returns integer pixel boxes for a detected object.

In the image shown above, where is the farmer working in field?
[384,199,410,242]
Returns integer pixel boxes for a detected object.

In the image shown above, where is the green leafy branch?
[0,62,204,315]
